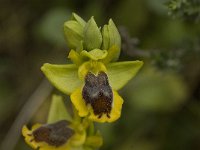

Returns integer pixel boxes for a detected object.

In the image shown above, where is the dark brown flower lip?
[82,71,113,118]
[32,120,74,147]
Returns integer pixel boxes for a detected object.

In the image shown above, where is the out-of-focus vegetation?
[0,0,200,150]
[167,0,200,21]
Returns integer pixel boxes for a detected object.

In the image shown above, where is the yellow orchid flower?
[41,47,143,123]
[22,120,85,150]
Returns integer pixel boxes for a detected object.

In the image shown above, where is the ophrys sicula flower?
[41,46,143,123]
[41,13,143,123]
[22,120,75,150]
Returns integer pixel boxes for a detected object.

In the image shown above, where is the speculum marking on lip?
[82,71,113,118]
[32,120,74,147]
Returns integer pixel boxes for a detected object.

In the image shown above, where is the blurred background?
[0,0,200,150]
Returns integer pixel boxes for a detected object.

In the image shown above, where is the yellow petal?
[71,87,89,117]
[88,90,123,123]
[22,125,42,149]
[32,123,42,130]
[68,49,83,66]
[71,87,123,123]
